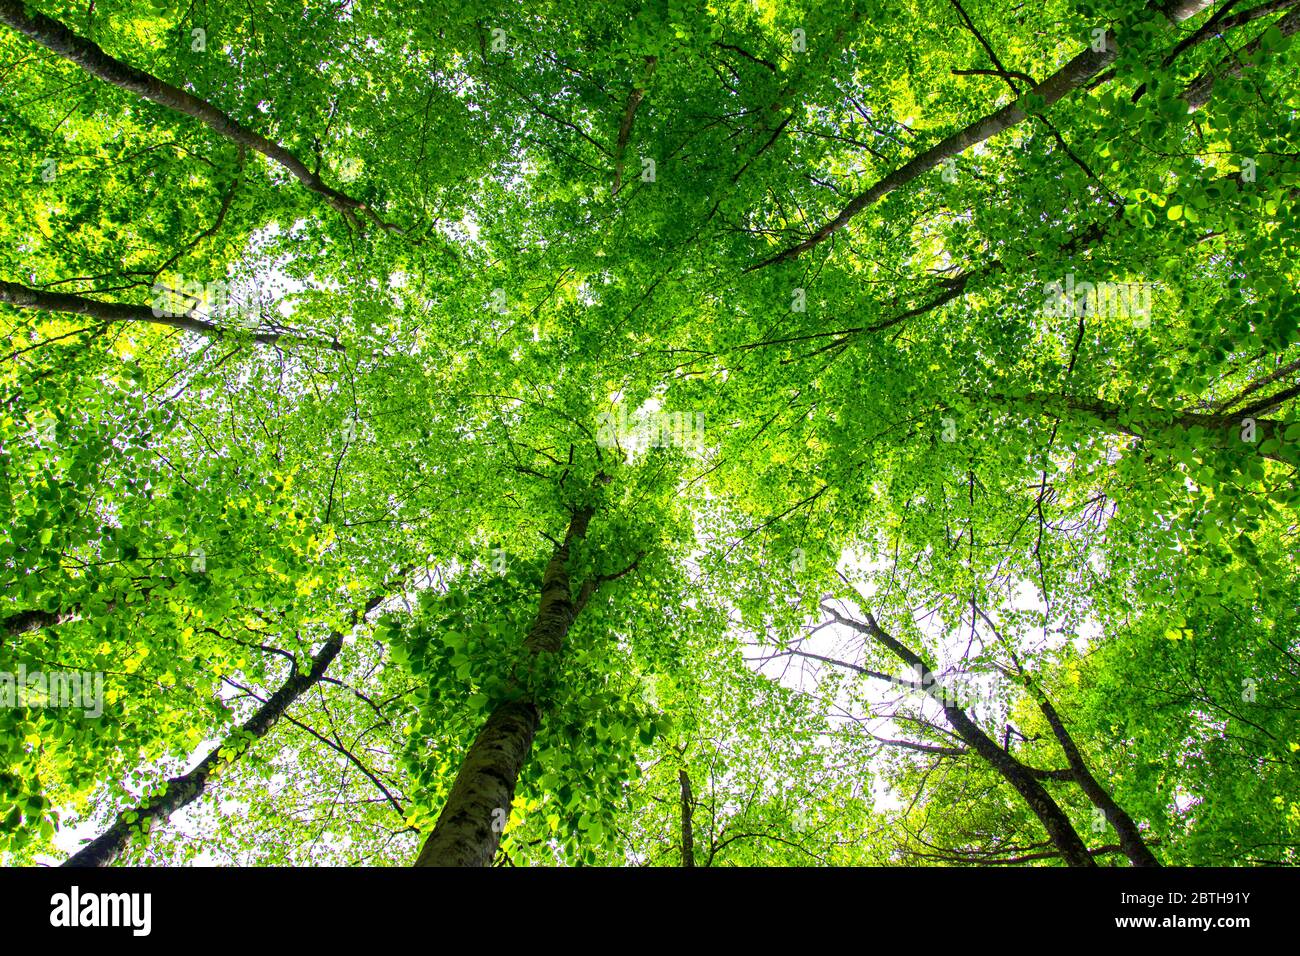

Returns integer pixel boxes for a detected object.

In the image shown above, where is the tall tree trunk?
[64,591,389,866]
[414,506,595,867]
[411,699,542,868]
[678,768,695,867]
[1035,696,1162,866]
[825,606,1097,867]
[0,0,397,231]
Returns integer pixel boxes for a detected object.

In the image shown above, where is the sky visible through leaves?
[0,0,1297,868]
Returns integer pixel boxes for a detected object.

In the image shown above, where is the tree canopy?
[1,0,1297,867]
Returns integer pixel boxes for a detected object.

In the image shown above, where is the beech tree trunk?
[931,694,1096,867]
[414,506,595,867]
[412,700,542,868]
[1035,696,1162,866]
[827,607,1097,867]
[612,56,657,197]
[63,587,393,866]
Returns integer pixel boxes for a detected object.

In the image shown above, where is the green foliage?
[1,0,1296,866]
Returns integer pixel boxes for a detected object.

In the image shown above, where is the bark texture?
[1,607,75,659]
[412,699,542,867]
[414,505,596,867]
[612,57,657,197]
[1,607,75,645]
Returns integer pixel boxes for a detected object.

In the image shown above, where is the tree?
[1,0,1296,868]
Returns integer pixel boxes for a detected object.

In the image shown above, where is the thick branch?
[751,0,1212,268]
[1035,695,1161,866]
[987,390,1295,462]
[63,586,395,866]
[1183,7,1300,109]
[0,1,399,231]
[0,279,344,351]
[824,604,1096,866]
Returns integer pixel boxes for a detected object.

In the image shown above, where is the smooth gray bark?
[414,506,596,867]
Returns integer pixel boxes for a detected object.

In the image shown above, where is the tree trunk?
[1,608,74,638]
[63,588,392,866]
[679,768,695,867]
[612,56,657,198]
[1036,696,1162,866]
[933,694,1097,867]
[827,607,1097,867]
[1184,7,1300,109]
[411,700,541,868]
[414,505,596,867]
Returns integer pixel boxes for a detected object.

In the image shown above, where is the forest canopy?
[0,0,1297,868]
